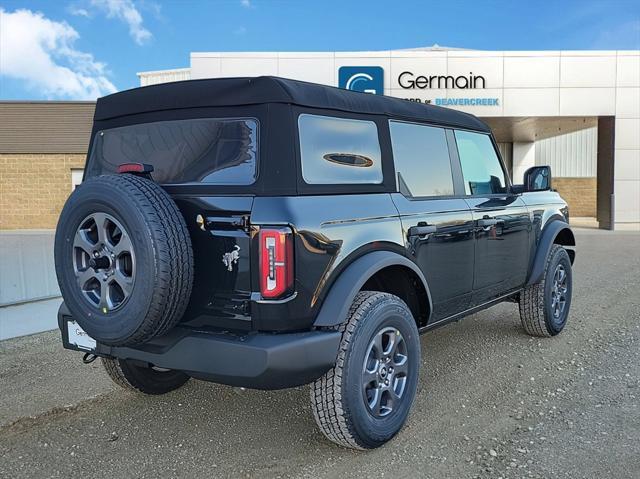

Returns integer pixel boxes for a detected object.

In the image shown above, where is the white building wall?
[496,142,512,174]
[0,231,59,305]
[613,52,640,228]
[137,68,191,86]
[536,128,598,178]
[513,142,536,183]
[143,49,640,229]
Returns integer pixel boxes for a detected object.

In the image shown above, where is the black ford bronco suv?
[55,77,575,449]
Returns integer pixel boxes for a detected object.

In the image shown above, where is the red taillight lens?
[117,163,154,174]
[259,227,294,299]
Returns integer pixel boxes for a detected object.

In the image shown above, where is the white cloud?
[90,0,151,45]
[0,8,117,100]
[240,0,252,8]
[68,6,91,17]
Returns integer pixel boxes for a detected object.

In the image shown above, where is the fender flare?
[313,250,433,328]
[526,220,575,286]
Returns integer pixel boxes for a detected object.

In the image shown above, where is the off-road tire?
[54,174,193,346]
[102,357,189,395]
[310,291,420,449]
[519,244,572,337]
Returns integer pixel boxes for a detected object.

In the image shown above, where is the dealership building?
[0,46,638,313]
[138,47,640,231]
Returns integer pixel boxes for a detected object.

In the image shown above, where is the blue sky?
[1,0,639,100]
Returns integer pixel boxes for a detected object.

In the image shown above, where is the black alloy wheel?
[362,327,410,418]
[73,212,135,312]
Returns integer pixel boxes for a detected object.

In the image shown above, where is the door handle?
[408,224,437,236]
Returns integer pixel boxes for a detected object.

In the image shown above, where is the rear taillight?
[259,227,294,299]
[117,163,154,175]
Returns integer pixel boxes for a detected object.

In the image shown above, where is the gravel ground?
[1,229,639,479]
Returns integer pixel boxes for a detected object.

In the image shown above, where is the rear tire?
[102,357,189,395]
[310,291,420,449]
[519,244,573,337]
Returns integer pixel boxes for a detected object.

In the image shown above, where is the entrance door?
[453,130,531,305]
[389,121,475,322]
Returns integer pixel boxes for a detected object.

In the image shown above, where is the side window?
[298,114,382,185]
[389,121,454,197]
[455,130,507,195]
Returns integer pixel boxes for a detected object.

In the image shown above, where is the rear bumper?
[58,303,341,390]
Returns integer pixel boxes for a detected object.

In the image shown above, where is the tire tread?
[57,173,194,346]
[310,291,409,449]
[519,244,568,337]
[101,357,189,395]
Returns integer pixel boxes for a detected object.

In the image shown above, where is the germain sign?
[337,66,499,106]
[338,66,384,95]
[398,71,486,89]
[395,70,499,107]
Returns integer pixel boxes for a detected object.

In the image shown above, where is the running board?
[419,289,522,333]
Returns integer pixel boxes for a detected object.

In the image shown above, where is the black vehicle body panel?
[391,194,475,322]
[58,304,340,390]
[526,219,575,285]
[251,194,404,331]
[173,196,255,331]
[60,76,575,389]
[464,195,532,305]
[313,250,432,328]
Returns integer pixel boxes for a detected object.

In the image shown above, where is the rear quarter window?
[298,114,382,185]
[87,118,258,185]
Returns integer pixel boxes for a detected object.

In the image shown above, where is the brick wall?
[0,154,85,230]
[0,156,600,229]
[553,177,597,218]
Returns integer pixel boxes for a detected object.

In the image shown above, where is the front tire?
[102,357,190,395]
[519,244,573,337]
[310,292,420,449]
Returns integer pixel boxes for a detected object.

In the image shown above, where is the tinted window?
[455,130,507,195]
[88,118,258,185]
[389,121,454,197]
[298,114,382,184]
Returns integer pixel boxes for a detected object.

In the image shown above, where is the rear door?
[173,196,255,330]
[452,130,531,305]
[87,115,261,329]
[390,121,475,322]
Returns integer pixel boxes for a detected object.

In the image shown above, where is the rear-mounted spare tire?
[54,174,194,346]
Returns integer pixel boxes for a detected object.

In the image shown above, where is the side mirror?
[523,166,551,192]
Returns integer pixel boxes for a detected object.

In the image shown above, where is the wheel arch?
[527,220,575,286]
[553,227,576,263]
[313,251,432,328]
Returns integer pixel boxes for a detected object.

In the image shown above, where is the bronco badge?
[222,245,241,272]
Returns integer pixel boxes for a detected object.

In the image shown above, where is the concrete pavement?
[0,297,61,341]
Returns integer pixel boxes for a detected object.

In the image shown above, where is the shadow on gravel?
[1,303,539,478]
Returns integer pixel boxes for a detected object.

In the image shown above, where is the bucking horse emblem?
[222,245,241,272]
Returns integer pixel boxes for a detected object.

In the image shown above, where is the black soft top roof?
[94,76,490,132]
